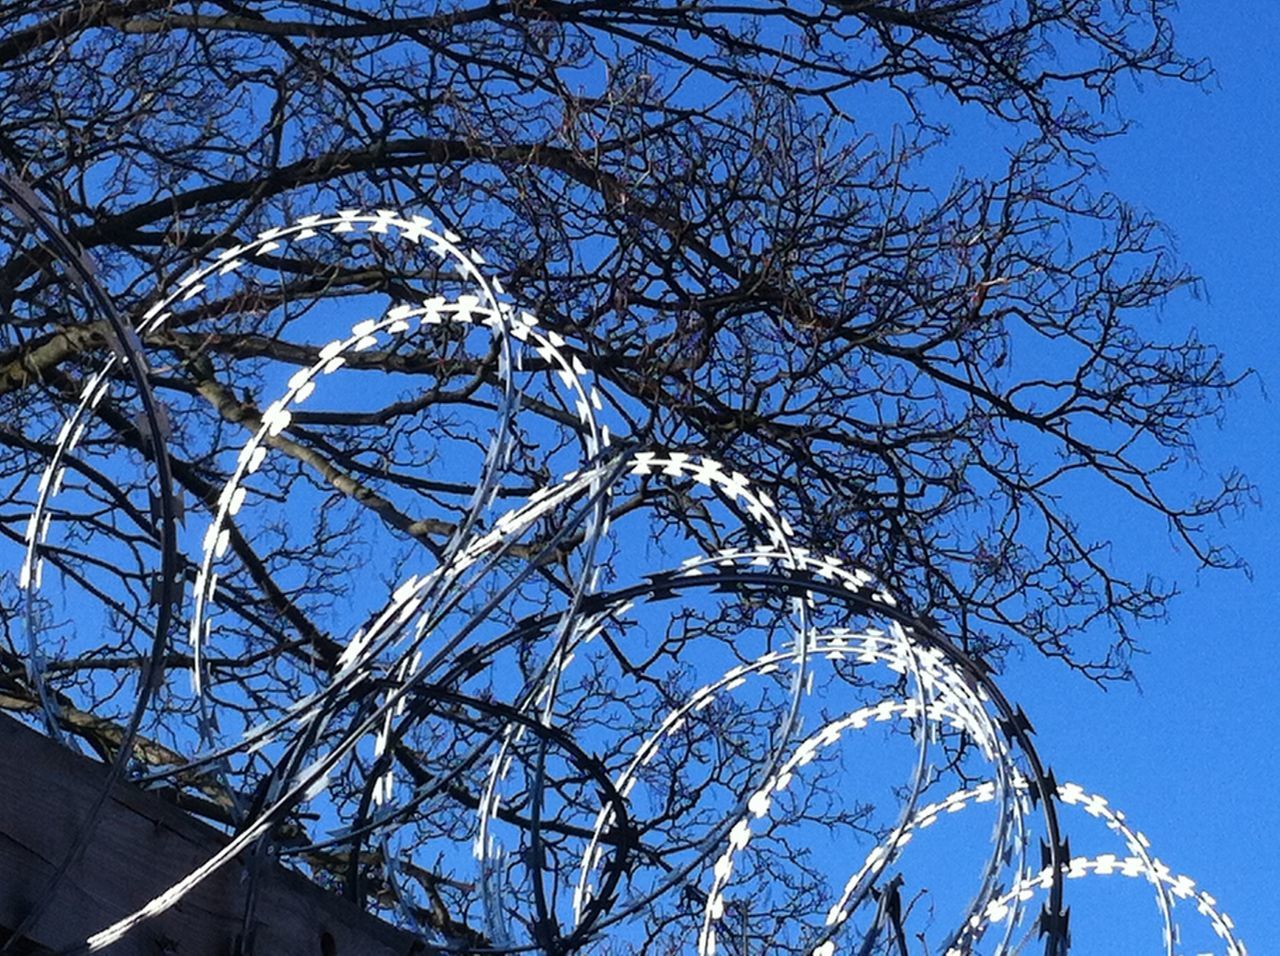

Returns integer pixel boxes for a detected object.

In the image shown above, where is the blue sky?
[130,11,1276,948]
[995,6,1279,950]
[9,7,1272,950]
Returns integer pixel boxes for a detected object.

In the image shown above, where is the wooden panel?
[0,714,427,955]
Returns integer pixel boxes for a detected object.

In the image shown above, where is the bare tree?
[0,2,1251,953]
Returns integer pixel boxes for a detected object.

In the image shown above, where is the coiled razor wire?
[0,185,1247,955]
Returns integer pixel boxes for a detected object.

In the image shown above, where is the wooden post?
[0,714,426,955]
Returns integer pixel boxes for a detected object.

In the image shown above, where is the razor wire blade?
[1,180,1247,956]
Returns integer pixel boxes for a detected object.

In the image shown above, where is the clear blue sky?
[16,8,1269,948]
[996,6,1279,950]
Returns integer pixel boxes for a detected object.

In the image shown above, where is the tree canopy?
[0,2,1250,952]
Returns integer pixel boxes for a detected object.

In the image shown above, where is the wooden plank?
[0,713,427,955]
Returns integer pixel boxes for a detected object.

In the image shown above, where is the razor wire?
[0,184,1248,955]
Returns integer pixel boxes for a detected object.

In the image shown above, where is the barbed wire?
[1,177,1247,955]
